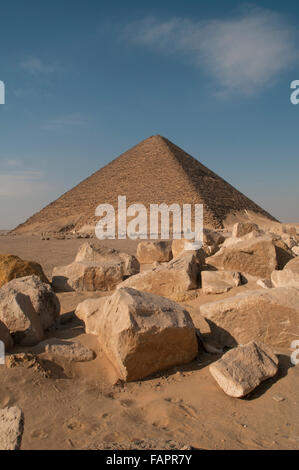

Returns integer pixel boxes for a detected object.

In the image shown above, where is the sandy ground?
[0,234,299,450]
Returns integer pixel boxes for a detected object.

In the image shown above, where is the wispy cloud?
[20,56,58,76]
[40,112,87,130]
[123,7,298,94]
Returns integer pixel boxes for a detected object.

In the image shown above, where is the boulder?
[75,242,139,276]
[203,229,225,248]
[136,241,172,264]
[93,287,198,381]
[0,406,24,450]
[206,236,289,278]
[256,278,272,289]
[171,239,206,265]
[0,254,48,288]
[200,287,299,348]
[201,270,241,294]
[2,276,60,331]
[292,246,299,256]
[117,254,199,301]
[209,341,278,398]
[232,222,259,238]
[271,256,299,289]
[0,286,44,346]
[75,297,108,335]
[39,338,95,362]
[0,320,14,351]
[52,243,140,292]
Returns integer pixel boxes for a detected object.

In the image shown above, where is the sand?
[0,234,298,450]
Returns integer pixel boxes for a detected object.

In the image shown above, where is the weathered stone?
[2,276,60,331]
[0,286,43,346]
[75,297,108,335]
[201,270,241,294]
[171,239,206,265]
[75,242,139,276]
[271,256,299,289]
[206,236,284,278]
[232,222,259,238]
[0,320,14,351]
[209,341,278,398]
[94,287,198,381]
[292,246,299,256]
[52,261,124,292]
[39,338,95,362]
[0,406,24,450]
[137,241,172,264]
[203,230,225,247]
[117,254,199,301]
[0,254,48,288]
[200,287,299,348]
[256,278,272,289]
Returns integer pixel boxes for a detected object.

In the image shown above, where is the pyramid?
[15,135,277,234]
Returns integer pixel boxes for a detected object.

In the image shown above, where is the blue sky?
[0,0,299,228]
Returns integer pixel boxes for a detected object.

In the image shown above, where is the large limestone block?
[2,276,60,331]
[52,261,124,292]
[0,254,48,288]
[171,239,206,265]
[0,406,24,450]
[271,256,299,288]
[200,287,299,348]
[0,320,14,351]
[232,222,259,238]
[117,254,199,301]
[0,286,43,346]
[137,241,172,264]
[201,270,241,294]
[75,242,139,276]
[95,287,198,381]
[209,341,278,398]
[206,236,279,278]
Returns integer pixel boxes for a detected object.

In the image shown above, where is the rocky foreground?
[0,221,298,450]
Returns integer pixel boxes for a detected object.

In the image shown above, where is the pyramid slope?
[14,135,277,233]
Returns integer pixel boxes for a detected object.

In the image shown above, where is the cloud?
[0,171,47,197]
[123,7,298,94]
[40,112,87,130]
[20,56,58,75]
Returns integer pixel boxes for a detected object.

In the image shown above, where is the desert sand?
[0,233,298,450]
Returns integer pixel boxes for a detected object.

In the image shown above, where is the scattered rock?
[0,254,48,288]
[203,229,225,248]
[256,278,272,289]
[0,287,44,346]
[209,341,278,398]
[232,222,259,238]
[171,239,206,265]
[75,297,107,335]
[292,246,299,256]
[271,256,299,289]
[206,236,288,278]
[75,242,139,276]
[200,287,299,348]
[117,253,199,301]
[137,240,172,264]
[0,406,24,450]
[0,319,14,351]
[201,270,241,294]
[92,287,198,381]
[6,353,49,377]
[40,338,95,362]
[52,243,139,292]
[1,276,60,331]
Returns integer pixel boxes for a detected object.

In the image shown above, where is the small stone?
[0,406,24,450]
